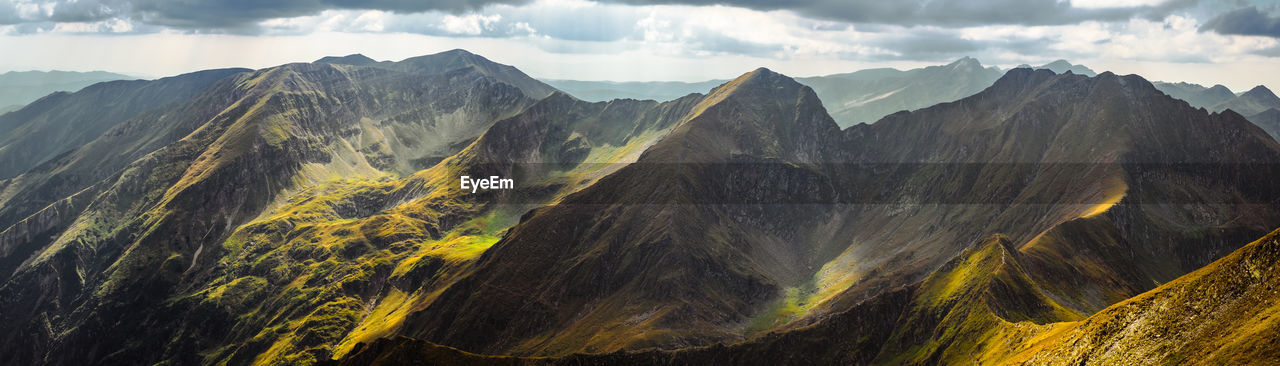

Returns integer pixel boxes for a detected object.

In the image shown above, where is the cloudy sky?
[0,0,1278,91]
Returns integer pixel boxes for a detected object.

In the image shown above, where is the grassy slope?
[159,89,701,365]
[338,227,1280,365]
[7,59,1280,365]
[330,69,1280,365]
[1011,227,1280,364]
[0,51,555,365]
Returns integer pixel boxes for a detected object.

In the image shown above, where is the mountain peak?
[655,66,837,163]
[314,54,377,66]
[705,67,795,98]
[1245,85,1278,100]
[393,49,556,98]
[1036,60,1097,77]
[988,67,1059,92]
[398,49,490,69]
[440,48,477,56]
[744,66,779,78]
[948,56,981,68]
[1043,59,1072,68]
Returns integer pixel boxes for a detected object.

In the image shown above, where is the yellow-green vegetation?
[331,288,415,357]
[174,96,675,364]
[181,168,505,365]
[1008,228,1280,364]
[1079,177,1127,218]
[566,129,669,179]
[747,284,819,332]
[875,235,1083,365]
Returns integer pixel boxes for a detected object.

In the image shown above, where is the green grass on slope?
[875,235,1081,365]
[1012,227,1280,365]
[176,171,503,366]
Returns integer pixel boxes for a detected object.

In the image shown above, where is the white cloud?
[50,18,134,33]
[440,13,502,35]
[0,0,1275,92]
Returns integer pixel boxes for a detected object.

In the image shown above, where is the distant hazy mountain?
[546,58,1097,129]
[1214,85,1280,117]
[1028,59,1098,76]
[798,57,1004,127]
[1150,82,1280,134]
[1250,108,1280,140]
[1152,81,1237,109]
[0,69,247,180]
[314,53,379,66]
[0,70,135,111]
[541,79,727,102]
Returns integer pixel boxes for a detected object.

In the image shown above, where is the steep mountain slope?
[162,91,704,365]
[1013,227,1280,364]
[0,68,247,179]
[798,57,1003,128]
[401,68,848,356]
[0,50,555,365]
[336,223,1280,365]
[825,68,1280,317]
[1249,108,1280,140]
[4,51,1279,366]
[1214,85,1280,117]
[0,70,134,113]
[350,67,1280,361]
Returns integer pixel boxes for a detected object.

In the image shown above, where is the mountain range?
[0,50,1278,365]
[541,79,728,103]
[544,59,1101,129]
[1023,59,1098,76]
[1149,81,1280,139]
[0,70,136,115]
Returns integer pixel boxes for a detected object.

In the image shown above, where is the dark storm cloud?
[1200,6,1280,37]
[137,0,532,29]
[889,33,982,57]
[605,0,1201,27]
[2,0,1205,32]
[0,5,17,25]
[0,0,530,30]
